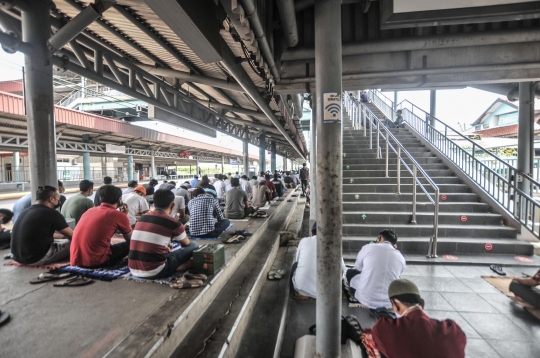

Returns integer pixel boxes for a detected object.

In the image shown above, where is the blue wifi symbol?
[325,103,341,117]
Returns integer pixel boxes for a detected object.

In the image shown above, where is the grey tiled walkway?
[281,264,540,358]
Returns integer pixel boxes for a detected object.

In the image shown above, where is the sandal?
[268,269,277,280]
[490,264,506,276]
[273,269,286,280]
[170,275,204,289]
[29,272,72,284]
[183,270,207,281]
[222,235,243,244]
[0,310,10,327]
[255,211,268,218]
[53,276,94,287]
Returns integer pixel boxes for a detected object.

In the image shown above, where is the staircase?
[341,114,535,259]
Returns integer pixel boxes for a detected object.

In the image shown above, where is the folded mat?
[188,222,234,241]
[482,275,540,320]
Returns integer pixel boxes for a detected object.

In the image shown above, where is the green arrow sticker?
[355,194,359,200]
[350,179,354,183]
[343,153,347,158]
[361,214,367,220]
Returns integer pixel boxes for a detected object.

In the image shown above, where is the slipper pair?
[252,211,267,218]
[222,235,245,244]
[30,272,94,286]
[268,269,286,280]
[490,264,506,276]
[170,270,207,289]
[230,230,252,237]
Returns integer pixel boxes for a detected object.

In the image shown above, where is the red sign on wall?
[178,152,190,158]
[441,195,447,201]
[485,243,493,251]
[460,215,468,222]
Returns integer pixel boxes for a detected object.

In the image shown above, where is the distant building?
[470,98,540,138]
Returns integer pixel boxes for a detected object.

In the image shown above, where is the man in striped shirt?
[128,189,199,279]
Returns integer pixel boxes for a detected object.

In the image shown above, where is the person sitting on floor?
[225,178,255,219]
[251,180,270,209]
[170,194,189,225]
[190,175,200,188]
[240,175,252,199]
[10,186,73,265]
[0,209,14,250]
[175,183,191,207]
[264,174,277,199]
[372,279,467,358]
[196,175,218,198]
[143,178,159,196]
[128,189,199,279]
[70,185,132,268]
[61,179,94,224]
[271,173,286,197]
[291,222,345,299]
[187,188,230,239]
[345,229,406,309]
[12,180,65,224]
[510,268,540,309]
[123,180,138,195]
[94,176,113,207]
[122,186,150,228]
[249,176,258,193]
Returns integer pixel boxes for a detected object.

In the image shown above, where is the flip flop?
[273,269,286,280]
[170,275,204,289]
[490,264,506,276]
[268,269,276,280]
[0,310,10,327]
[222,235,242,244]
[184,270,208,281]
[29,272,72,284]
[255,211,268,218]
[53,276,94,287]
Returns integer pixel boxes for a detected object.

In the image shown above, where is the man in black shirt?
[299,163,310,197]
[94,176,114,207]
[11,186,73,265]
[143,178,159,196]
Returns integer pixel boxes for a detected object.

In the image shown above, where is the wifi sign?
[323,93,342,123]
[325,103,341,117]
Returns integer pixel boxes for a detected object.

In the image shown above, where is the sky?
[0,49,533,159]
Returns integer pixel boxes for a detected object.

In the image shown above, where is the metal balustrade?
[369,89,540,241]
[343,93,441,257]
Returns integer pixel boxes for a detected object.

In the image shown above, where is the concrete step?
[342,169,453,178]
[343,151,435,159]
[344,163,447,171]
[342,192,477,202]
[343,138,421,145]
[342,176,461,184]
[342,211,503,226]
[343,201,490,213]
[342,223,517,238]
[343,183,468,194]
[342,157,441,165]
[343,146,427,154]
[342,237,534,256]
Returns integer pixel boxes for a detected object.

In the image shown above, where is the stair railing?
[343,93,441,257]
[370,89,540,242]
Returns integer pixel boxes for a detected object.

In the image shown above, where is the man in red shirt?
[372,279,466,358]
[70,185,132,268]
[264,174,277,199]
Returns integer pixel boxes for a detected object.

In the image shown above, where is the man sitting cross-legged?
[345,229,406,309]
[372,279,467,358]
[122,186,150,228]
[128,189,199,279]
[509,268,540,309]
[61,179,94,224]
[11,186,73,265]
[188,188,230,238]
[225,178,255,219]
[70,185,132,268]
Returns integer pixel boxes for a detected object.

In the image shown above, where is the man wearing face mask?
[372,279,467,358]
[10,186,73,265]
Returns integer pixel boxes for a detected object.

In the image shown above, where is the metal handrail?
[344,93,440,257]
[370,89,540,241]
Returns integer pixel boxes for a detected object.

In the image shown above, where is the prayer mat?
[3,260,69,270]
[52,260,130,282]
[123,243,185,285]
[188,223,234,241]
[482,275,540,320]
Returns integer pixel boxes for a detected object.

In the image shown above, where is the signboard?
[460,215,467,222]
[231,159,238,165]
[485,243,493,251]
[323,93,341,123]
[106,144,126,154]
[178,152,191,158]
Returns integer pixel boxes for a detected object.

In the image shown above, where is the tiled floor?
[281,265,540,358]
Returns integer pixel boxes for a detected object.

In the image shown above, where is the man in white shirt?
[122,186,150,227]
[214,174,226,200]
[240,175,252,199]
[347,229,406,309]
[291,222,345,299]
[169,195,188,224]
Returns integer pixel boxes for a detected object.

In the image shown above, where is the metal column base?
[293,335,362,358]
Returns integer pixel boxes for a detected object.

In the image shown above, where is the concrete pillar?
[83,152,91,180]
[394,91,398,110]
[259,132,266,173]
[22,2,57,199]
[151,151,156,178]
[221,154,225,174]
[270,141,277,173]
[243,125,249,176]
[314,0,342,356]
[127,155,134,181]
[283,156,287,171]
[195,155,200,176]
[517,82,534,195]
[310,94,317,227]
[429,90,436,127]
[13,151,20,182]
